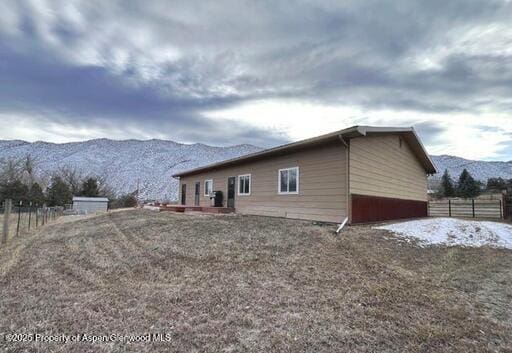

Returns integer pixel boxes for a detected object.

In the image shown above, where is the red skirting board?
[351,194,428,224]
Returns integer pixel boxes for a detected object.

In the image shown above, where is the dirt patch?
[0,210,511,352]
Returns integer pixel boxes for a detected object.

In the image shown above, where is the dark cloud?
[412,122,447,146]
[0,37,286,147]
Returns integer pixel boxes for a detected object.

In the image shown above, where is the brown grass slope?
[0,210,511,352]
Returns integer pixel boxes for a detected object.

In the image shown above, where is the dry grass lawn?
[0,210,511,352]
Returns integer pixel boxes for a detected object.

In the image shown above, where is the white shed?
[72,197,109,214]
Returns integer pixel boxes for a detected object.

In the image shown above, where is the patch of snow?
[375,218,512,249]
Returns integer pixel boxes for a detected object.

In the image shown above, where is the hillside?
[1,138,511,200]
[0,139,261,200]
[430,155,512,184]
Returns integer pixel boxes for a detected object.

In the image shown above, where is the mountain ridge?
[0,138,262,200]
[430,155,512,182]
[1,139,511,199]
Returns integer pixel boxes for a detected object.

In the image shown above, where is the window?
[278,167,299,194]
[238,174,251,195]
[204,179,213,196]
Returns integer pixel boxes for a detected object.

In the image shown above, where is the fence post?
[503,195,507,220]
[16,201,22,237]
[28,202,32,230]
[2,199,12,244]
[500,199,503,219]
[472,199,475,218]
[448,199,452,217]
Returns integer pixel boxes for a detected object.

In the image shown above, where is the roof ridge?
[173,125,436,177]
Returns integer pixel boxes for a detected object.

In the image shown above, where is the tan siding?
[179,143,348,223]
[349,134,428,201]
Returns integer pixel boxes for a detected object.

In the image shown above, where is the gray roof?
[72,197,109,202]
[172,125,437,177]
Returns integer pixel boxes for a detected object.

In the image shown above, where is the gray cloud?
[0,0,511,153]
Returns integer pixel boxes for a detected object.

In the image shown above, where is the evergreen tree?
[80,177,100,197]
[440,169,455,197]
[457,169,480,198]
[0,179,29,204]
[46,176,72,206]
[487,177,507,191]
[28,182,45,206]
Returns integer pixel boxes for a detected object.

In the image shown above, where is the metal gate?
[429,199,503,220]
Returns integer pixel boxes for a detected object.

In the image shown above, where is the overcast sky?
[1,0,511,160]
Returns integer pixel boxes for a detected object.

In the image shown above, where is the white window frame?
[238,174,251,196]
[278,167,299,195]
[204,179,213,196]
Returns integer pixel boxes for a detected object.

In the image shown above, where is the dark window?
[279,167,299,194]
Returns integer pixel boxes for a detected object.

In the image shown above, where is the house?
[72,196,109,214]
[172,126,437,224]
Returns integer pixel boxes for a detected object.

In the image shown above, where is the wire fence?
[1,199,64,245]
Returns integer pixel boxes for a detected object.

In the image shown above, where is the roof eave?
[172,125,437,177]
[172,126,362,177]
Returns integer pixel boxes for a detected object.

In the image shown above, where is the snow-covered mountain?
[430,155,512,185]
[0,139,262,200]
[1,138,510,199]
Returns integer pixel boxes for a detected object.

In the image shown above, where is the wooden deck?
[159,205,235,214]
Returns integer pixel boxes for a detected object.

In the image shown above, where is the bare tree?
[0,158,28,203]
[0,158,23,184]
[58,166,84,196]
[21,155,37,187]
[95,174,116,199]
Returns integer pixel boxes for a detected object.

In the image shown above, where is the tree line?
[0,156,137,208]
[438,168,511,198]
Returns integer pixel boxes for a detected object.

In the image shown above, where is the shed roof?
[172,125,437,177]
[73,197,109,202]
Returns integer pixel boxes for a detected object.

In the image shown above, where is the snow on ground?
[376,218,512,249]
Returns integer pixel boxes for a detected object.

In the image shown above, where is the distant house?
[172,126,437,224]
[72,197,109,214]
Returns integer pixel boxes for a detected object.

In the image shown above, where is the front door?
[194,182,200,206]
[227,177,236,208]
[181,184,186,205]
